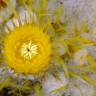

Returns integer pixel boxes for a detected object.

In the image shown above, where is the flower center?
[20,41,38,60]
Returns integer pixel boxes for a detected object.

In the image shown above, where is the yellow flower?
[3,23,52,75]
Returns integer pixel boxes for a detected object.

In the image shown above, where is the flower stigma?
[20,41,38,60]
